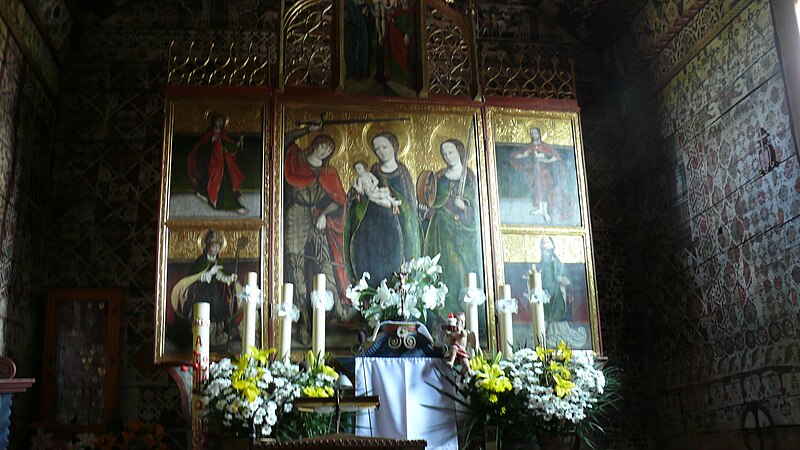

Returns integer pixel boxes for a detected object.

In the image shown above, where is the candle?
[312,273,326,361]
[279,283,294,363]
[529,266,546,349]
[192,302,210,385]
[242,272,259,355]
[533,300,546,349]
[464,272,480,340]
[192,303,210,450]
[498,284,514,359]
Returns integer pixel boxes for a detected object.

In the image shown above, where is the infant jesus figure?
[352,161,402,212]
[444,312,474,375]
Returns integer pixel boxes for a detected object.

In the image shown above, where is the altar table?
[354,357,458,450]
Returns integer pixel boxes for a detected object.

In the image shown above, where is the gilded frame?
[485,107,601,352]
[272,97,496,357]
[155,93,269,364]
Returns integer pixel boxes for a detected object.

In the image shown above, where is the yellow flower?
[303,385,334,398]
[556,340,572,363]
[232,378,260,402]
[321,365,339,380]
[500,406,507,416]
[535,346,553,360]
[251,347,276,365]
[553,373,575,398]
[488,394,498,403]
[549,361,571,380]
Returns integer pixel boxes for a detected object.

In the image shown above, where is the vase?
[536,430,579,450]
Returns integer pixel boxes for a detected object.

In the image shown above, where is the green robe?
[345,163,422,286]
[422,169,482,312]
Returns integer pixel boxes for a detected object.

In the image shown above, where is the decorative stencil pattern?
[619,0,800,447]
[0,6,58,448]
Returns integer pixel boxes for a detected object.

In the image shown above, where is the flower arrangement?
[275,352,343,439]
[299,350,339,398]
[201,347,303,438]
[506,343,607,433]
[202,347,347,442]
[346,254,448,327]
[440,342,619,449]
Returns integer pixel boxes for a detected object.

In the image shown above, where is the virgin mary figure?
[345,132,422,286]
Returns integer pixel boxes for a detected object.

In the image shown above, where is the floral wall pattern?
[0,5,58,447]
[619,0,800,447]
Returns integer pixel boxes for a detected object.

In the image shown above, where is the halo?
[195,229,228,254]
[362,120,411,162]
[204,110,230,127]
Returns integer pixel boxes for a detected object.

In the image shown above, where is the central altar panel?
[272,98,495,355]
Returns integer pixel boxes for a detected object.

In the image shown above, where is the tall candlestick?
[498,284,514,359]
[279,283,294,362]
[312,273,326,361]
[242,272,258,355]
[464,272,480,339]
[192,302,210,450]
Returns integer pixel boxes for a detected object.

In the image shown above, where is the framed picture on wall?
[155,93,268,364]
[272,97,495,355]
[157,226,263,363]
[162,96,266,221]
[485,104,600,352]
[486,109,585,228]
[41,289,122,432]
[497,232,599,351]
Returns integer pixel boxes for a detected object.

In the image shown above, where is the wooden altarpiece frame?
[484,98,601,352]
[154,88,270,364]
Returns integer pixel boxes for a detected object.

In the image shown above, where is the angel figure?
[444,312,475,374]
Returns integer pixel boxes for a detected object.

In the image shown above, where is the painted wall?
[0,0,62,446]
[618,0,800,447]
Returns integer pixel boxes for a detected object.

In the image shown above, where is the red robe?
[285,144,348,299]
[187,130,245,207]
[510,142,561,205]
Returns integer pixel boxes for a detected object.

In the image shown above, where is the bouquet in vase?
[201,348,303,438]
[346,254,448,327]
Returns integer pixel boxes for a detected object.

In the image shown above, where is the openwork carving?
[283,0,333,88]
[167,41,273,86]
[480,42,576,99]
[425,3,473,97]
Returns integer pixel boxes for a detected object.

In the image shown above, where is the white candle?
[279,283,294,363]
[498,284,514,359]
[192,302,210,386]
[191,302,210,450]
[312,273,326,361]
[534,300,546,349]
[465,272,479,339]
[529,267,546,349]
[242,272,258,355]
[247,271,258,288]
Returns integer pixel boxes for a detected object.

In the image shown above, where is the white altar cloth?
[354,357,458,450]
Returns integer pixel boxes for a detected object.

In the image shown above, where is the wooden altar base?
[258,433,426,449]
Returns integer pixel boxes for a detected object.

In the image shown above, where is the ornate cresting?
[167,41,274,86]
[480,42,577,99]
[281,0,334,89]
[423,0,478,98]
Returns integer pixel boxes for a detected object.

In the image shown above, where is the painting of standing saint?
[493,124,581,227]
[167,102,264,220]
